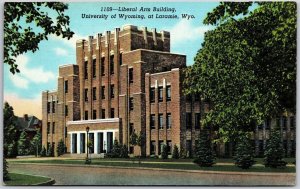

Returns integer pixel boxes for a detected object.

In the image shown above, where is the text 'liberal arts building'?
[42,25,295,158]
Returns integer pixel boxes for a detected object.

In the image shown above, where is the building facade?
[42,25,296,157]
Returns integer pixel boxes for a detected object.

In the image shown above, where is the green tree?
[40,146,47,157]
[3,102,18,158]
[161,144,168,159]
[4,2,74,74]
[29,130,42,156]
[172,145,179,159]
[194,130,215,167]
[264,129,287,168]
[120,145,129,158]
[56,139,65,156]
[234,133,255,169]
[129,131,144,164]
[47,144,54,157]
[18,131,30,156]
[184,2,296,141]
[3,158,9,181]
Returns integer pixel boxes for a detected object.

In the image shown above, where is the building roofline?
[123,48,186,57]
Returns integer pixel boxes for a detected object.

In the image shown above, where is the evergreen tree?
[193,130,215,167]
[29,131,42,156]
[47,144,54,157]
[161,144,168,159]
[180,146,187,159]
[120,145,129,158]
[40,146,47,157]
[3,102,18,158]
[56,139,65,156]
[264,129,287,168]
[108,140,121,158]
[17,131,30,156]
[3,157,9,181]
[172,145,180,159]
[234,133,255,169]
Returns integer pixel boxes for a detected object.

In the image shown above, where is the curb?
[8,172,56,186]
[11,162,296,177]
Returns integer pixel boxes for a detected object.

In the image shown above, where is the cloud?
[169,20,213,45]
[8,54,55,89]
[50,33,86,49]
[54,47,68,56]
[4,92,42,119]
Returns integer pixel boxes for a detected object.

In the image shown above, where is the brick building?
[42,25,296,157]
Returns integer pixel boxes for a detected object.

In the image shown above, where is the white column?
[94,132,98,154]
[77,133,80,154]
[104,131,107,152]
[70,134,73,154]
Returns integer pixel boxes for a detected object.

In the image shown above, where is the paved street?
[9,163,295,186]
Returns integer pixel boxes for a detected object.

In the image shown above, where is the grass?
[4,173,51,186]
[9,158,296,173]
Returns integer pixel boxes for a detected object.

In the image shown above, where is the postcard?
[3,1,296,186]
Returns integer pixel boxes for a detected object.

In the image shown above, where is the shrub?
[46,144,54,157]
[3,158,9,181]
[56,139,65,156]
[120,145,129,158]
[193,129,215,167]
[40,146,47,157]
[234,133,255,169]
[172,145,180,159]
[264,129,287,168]
[161,144,168,159]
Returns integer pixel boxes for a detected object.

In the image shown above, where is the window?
[186,113,192,129]
[167,113,172,129]
[65,105,68,116]
[101,109,105,119]
[64,80,68,93]
[110,85,114,98]
[129,123,134,135]
[101,86,105,99]
[47,102,50,113]
[93,110,97,120]
[84,61,88,79]
[47,122,50,134]
[92,59,96,78]
[166,86,171,101]
[111,108,115,118]
[110,55,114,74]
[159,141,164,155]
[85,111,88,120]
[290,116,295,130]
[283,116,287,130]
[150,114,155,129]
[186,94,192,101]
[158,87,163,102]
[159,114,163,129]
[84,89,88,102]
[194,94,200,101]
[101,57,105,76]
[276,117,281,127]
[52,122,55,134]
[129,68,133,83]
[150,141,156,155]
[195,113,200,129]
[265,119,271,130]
[119,53,122,65]
[150,88,155,103]
[52,102,55,113]
[129,97,133,111]
[93,87,97,101]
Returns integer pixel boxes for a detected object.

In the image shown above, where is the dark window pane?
[150,88,155,103]
[129,68,133,83]
[166,86,171,101]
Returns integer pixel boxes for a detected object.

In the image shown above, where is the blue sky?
[4,2,219,118]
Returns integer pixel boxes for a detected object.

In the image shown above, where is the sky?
[4,2,219,119]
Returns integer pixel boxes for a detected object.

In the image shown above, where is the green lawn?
[10,159,296,173]
[4,173,51,186]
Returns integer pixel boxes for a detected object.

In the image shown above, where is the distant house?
[15,114,42,139]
